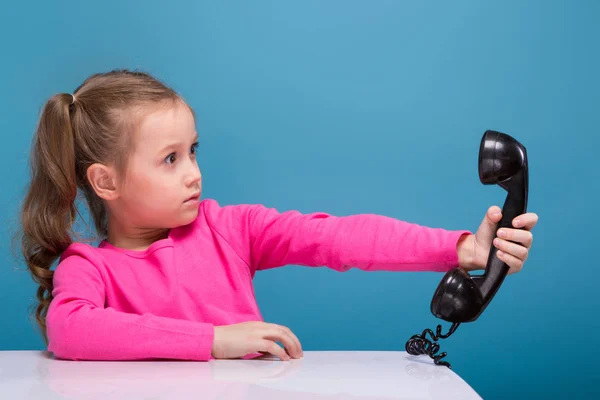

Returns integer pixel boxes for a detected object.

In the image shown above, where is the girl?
[19,69,538,362]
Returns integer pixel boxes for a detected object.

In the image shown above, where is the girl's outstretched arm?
[202,199,472,277]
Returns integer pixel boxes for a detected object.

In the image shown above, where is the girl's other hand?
[211,321,303,361]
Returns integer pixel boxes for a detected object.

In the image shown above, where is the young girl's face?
[116,99,202,230]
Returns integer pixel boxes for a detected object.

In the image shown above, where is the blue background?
[1,1,598,398]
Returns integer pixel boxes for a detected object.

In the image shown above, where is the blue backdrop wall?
[1,1,598,398]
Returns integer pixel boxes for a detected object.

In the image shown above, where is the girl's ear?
[87,163,120,201]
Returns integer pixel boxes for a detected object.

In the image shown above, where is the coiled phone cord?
[405,322,460,369]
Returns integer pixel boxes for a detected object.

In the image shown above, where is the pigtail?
[21,93,78,344]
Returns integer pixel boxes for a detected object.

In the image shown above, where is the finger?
[259,340,290,361]
[283,327,303,356]
[481,205,503,225]
[497,228,533,248]
[513,213,538,231]
[493,238,529,261]
[264,325,302,358]
[496,249,523,274]
[488,205,503,221]
[262,323,298,356]
[475,206,503,244]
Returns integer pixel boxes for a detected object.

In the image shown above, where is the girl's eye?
[191,142,198,154]
[165,153,176,164]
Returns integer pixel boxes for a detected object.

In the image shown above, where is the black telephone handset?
[406,130,529,368]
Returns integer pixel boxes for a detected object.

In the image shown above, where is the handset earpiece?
[406,130,529,368]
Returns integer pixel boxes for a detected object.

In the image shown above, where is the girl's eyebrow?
[157,134,199,154]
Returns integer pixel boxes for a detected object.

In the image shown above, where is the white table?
[0,350,481,399]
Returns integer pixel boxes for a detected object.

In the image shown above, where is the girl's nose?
[186,160,202,187]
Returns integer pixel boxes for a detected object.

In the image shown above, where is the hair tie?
[70,94,76,105]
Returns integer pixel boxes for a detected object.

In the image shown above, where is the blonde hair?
[18,69,192,344]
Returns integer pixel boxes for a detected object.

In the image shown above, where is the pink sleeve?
[202,200,472,276]
[47,254,214,361]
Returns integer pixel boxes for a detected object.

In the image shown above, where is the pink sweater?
[47,199,472,361]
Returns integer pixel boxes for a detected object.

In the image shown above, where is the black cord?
[405,322,460,369]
